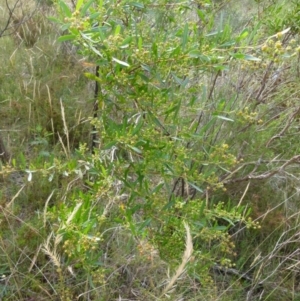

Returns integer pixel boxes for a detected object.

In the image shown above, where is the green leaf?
[164,103,180,116]
[198,117,216,135]
[127,145,142,154]
[138,218,152,231]
[130,2,145,9]
[132,117,144,135]
[197,9,205,22]
[205,30,220,37]
[199,55,211,63]
[112,57,130,67]
[188,182,203,193]
[89,12,101,20]
[244,54,261,61]
[216,99,226,111]
[171,73,185,86]
[138,72,149,82]
[76,0,84,10]
[81,0,94,15]
[103,141,118,149]
[182,23,189,50]
[188,50,202,58]
[219,40,236,48]
[115,24,121,35]
[121,36,133,45]
[120,36,132,48]
[213,65,229,71]
[62,23,72,31]
[135,139,148,148]
[163,163,175,175]
[151,182,164,194]
[220,217,235,226]
[168,45,181,57]
[147,110,166,133]
[84,72,101,82]
[199,200,206,216]
[231,52,245,59]
[58,0,72,18]
[89,44,103,57]
[138,36,142,51]
[73,202,84,222]
[238,29,249,40]
[214,226,228,231]
[47,16,62,24]
[58,34,76,42]
[98,0,103,10]
[141,64,151,72]
[215,115,234,122]
[152,42,158,58]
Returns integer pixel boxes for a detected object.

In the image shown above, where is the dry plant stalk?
[0,134,10,163]
[60,98,70,157]
[161,222,193,297]
[42,232,62,268]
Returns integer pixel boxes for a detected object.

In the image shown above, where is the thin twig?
[266,106,300,147]
[223,155,300,184]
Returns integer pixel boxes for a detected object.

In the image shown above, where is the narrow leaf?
[197,9,205,22]
[58,0,72,17]
[89,12,101,20]
[138,36,142,51]
[152,42,158,58]
[182,23,189,50]
[188,182,203,193]
[112,57,130,67]
[151,182,164,194]
[244,54,261,61]
[81,0,94,15]
[115,24,121,35]
[216,115,234,122]
[130,2,144,9]
[47,16,62,24]
[121,36,133,46]
[238,29,249,40]
[219,40,235,48]
[206,30,222,37]
[132,118,144,135]
[89,44,103,57]
[231,52,245,59]
[188,50,202,58]
[127,145,142,154]
[58,34,76,42]
[103,141,118,149]
[76,0,84,10]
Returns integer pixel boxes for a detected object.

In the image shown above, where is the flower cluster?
[237,107,261,124]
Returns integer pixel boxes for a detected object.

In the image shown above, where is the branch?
[266,106,300,147]
[223,155,300,184]
[0,0,21,37]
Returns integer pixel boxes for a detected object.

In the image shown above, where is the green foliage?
[47,0,266,294]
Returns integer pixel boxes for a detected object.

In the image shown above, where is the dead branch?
[0,0,40,39]
[0,0,21,37]
[223,155,300,184]
[266,105,300,147]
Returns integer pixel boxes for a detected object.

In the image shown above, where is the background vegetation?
[1,0,300,300]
